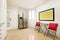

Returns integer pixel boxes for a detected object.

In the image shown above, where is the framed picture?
[39,8,55,21]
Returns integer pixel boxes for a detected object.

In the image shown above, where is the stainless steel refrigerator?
[18,14,28,29]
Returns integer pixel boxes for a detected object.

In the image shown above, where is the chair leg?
[44,29,48,36]
[35,26,38,30]
[44,24,48,36]
[47,30,49,36]
[44,30,46,36]
[38,26,40,32]
[35,26,36,29]
[53,33,56,40]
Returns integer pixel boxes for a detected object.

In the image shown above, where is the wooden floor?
[5,28,60,40]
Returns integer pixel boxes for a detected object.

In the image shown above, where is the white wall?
[18,8,28,17]
[28,10,36,28]
[35,0,60,37]
[28,0,60,38]
[7,7,18,30]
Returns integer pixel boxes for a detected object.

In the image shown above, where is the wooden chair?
[35,22,41,32]
[45,23,58,40]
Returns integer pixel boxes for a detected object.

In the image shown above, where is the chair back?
[48,23,58,31]
[36,22,40,26]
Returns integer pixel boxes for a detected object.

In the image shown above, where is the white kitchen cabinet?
[0,0,7,40]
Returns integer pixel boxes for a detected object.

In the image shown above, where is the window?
[29,10,35,20]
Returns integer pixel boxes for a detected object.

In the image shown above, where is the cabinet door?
[18,19,24,28]
[23,13,28,28]
[0,0,7,40]
[24,19,27,28]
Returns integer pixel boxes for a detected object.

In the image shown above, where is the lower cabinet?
[0,23,7,40]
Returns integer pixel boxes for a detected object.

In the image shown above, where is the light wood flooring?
[5,28,60,40]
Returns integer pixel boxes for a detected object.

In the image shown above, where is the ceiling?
[7,0,49,9]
